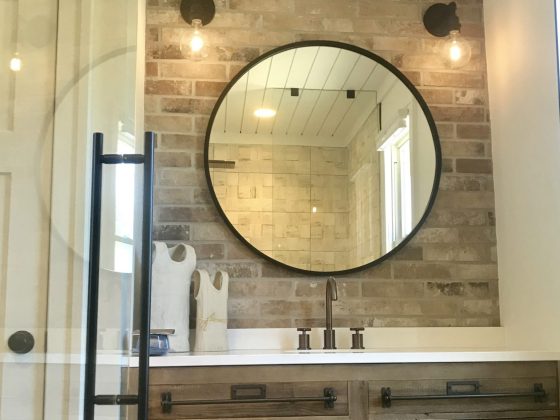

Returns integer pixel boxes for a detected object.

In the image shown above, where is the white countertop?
[129,348,560,367]
[126,328,560,367]
[5,328,559,367]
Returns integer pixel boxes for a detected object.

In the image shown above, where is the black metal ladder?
[84,131,155,420]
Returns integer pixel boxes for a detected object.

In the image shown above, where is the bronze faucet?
[323,277,338,349]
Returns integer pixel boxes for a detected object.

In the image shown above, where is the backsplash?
[146,0,499,328]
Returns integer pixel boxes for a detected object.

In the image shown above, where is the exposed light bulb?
[443,30,471,68]
[254,108,276,118]
[191,34,204,52]
[188,19,206,60]
[9,53,22,72]
[449,42,462,61]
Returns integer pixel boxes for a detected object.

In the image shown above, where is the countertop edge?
[129,350,560,367]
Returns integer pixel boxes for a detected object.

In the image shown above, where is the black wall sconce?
[179,0,216,60]
[423,2,471,68]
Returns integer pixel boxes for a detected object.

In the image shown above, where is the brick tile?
[229,0,295,13]
[457,123,491,139]
[230,278,293,298]
[439,174,494,191]
[441,140,486,157]
[362,281,424,298]
[145,80,192,96]
[158,206,219,222]
[156,151,192,168]
[430,106,485,123]
[195,81,228,97]
[159,134,204,150]
[456,158,493,174]
[153,224,190,241]
[146,62,158,77]
[296,0,358,17]
[418,88,454,105]
[423,72,485,88]
[145,114,193,133]
[161,98,217,114]
[160,62,227,80]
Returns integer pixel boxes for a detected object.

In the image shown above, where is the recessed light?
[254,108,276,118]
[9,54,22,72]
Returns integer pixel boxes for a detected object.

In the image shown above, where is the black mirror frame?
[204,40,442,276]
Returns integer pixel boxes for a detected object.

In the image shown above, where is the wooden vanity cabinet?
[131,361,559,419]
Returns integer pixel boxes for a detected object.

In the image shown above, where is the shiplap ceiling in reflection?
[211,46,395,147]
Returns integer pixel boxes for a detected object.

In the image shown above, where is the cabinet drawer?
[149,381,349,419]
[368,362,559,419]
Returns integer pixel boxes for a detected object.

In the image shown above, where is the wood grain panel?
[161,417,350,420]
[149,381,348,419]
[369,411,558,420]
[348,381,368,420]
[149,363,559,386]
[143,362,559,419]
[368,362,558,418]
[370,377,557,411]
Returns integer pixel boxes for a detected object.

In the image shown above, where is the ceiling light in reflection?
[9,54,22,72]
[312,207,317,213]
[254,108,276,118]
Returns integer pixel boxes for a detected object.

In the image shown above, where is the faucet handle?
[297,328,311,350]
[350,327,365,350]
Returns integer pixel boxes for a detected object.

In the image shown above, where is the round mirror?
[205,41,441,275]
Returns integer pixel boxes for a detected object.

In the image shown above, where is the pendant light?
[179,0,215,61]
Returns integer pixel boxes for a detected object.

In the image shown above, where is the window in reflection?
[114,124,135,273]
[379,113,412,251]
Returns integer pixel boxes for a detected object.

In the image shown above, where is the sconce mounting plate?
[180,0,215,26]
[423,2,461,37]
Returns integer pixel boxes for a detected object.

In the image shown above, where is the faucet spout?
[324,277,338,349]
[325,277,338,330]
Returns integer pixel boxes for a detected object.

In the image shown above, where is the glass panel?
[0,1,59,418]
[0,1,143,419]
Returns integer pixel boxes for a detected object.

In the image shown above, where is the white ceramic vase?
[193,269,229,352]
[150,241,196,352]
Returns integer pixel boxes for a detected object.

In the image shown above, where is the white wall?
[485,0,560,350]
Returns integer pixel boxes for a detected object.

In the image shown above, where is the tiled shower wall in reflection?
[209,143,351,271]
[147,0,499,328]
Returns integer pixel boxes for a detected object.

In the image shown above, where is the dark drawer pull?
[161,387,337,413]
[446,380,480,395]
[231,384,267,400]
[382,382,546,408]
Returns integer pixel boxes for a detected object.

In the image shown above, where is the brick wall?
[146,0,499,328]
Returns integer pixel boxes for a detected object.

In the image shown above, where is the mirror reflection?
[207,43,440,273]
